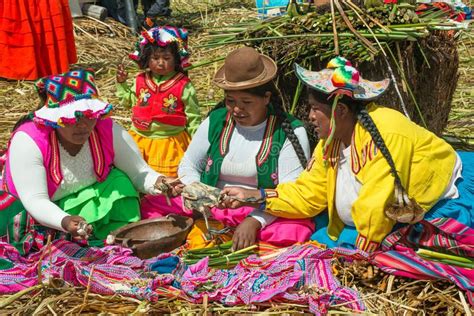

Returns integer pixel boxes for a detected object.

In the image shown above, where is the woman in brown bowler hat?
[141,47,315,250]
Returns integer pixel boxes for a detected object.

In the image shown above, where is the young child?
[116,26,201,177]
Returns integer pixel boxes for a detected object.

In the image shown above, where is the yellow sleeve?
[353,133,413,252]
[265,142,328,219]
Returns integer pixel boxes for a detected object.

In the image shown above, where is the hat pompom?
[327,56,352,69]
[331,65,360,91]
[142,29,155,44]
[129,51,140,61]
[34,77,47,97]
[177,28,188,41]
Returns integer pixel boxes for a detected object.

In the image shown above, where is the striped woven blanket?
[0,240,365,314]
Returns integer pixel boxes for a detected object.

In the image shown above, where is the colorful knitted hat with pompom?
[33,69,112,128]
[295,57,390,162]
[129,26,191,68]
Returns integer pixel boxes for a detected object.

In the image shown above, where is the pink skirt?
[140,195,314,247]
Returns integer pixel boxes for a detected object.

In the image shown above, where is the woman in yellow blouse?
[221,57,472,252]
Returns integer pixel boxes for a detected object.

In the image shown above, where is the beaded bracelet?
[257,188,266,211]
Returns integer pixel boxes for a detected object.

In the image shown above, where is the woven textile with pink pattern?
[0,240,175,300]
[181,244,366,314]
[0,241,366,314]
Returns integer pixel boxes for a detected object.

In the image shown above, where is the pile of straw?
[446,26,474,148]
[198,2,468,137]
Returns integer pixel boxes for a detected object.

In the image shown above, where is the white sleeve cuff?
[249,209,277,229]
[144,173,162,195]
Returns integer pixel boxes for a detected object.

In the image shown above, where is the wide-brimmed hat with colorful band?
[129,26,191,68]
[33,69,112,128]
[295,57,390,163]
[294,56,390,101]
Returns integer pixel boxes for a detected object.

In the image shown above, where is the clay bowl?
[110,215,193,259]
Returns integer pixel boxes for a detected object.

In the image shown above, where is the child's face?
[148,48,176,76]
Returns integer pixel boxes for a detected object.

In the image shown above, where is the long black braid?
[308,88,402,187]
[356,109,403,188]
[212,81,308,168]
[271,93,308,169]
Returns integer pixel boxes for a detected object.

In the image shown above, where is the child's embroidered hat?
[129,26,191,68]
[33,69,112,128]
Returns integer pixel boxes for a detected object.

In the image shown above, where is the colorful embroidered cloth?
[4,222,474,312]
[181,244,366,314]
[0,240,366,314]
[0,240,176,300]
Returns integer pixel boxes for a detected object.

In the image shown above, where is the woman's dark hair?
[12,95,46,132]
[212,81,308,168]
[308,88,403,188]
[137,41,184,74]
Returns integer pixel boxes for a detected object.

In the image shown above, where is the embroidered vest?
[132,72,190,130]
[200,106,303,189]
[3,118,115,199]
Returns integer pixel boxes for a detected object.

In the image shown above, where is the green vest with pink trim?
[200,106,303,189]
[2,119,115,199]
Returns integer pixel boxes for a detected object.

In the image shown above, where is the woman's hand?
[219,187,262,209]
[154,176,185,196]
[116,64,128,83]
[232,217,262,251]
[61,216,92,239]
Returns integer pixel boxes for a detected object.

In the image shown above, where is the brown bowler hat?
[213,47,278,90]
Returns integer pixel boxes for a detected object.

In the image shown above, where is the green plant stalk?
[185,252,252,266]
[416,41,431,69]
[267,24,284,37]
[417,248,474,264]
[384,43,428,128]
[207,27,249,33]
[186,241,233,254]
[419,9,449,20]
[197,32,411,48]
[184,244,257,268]
[418,254,474,269]
[0,284,43,309]
[231,244,258,256]
[207,33,241,38]
[387,22,432,28]
[290,79,303,115]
